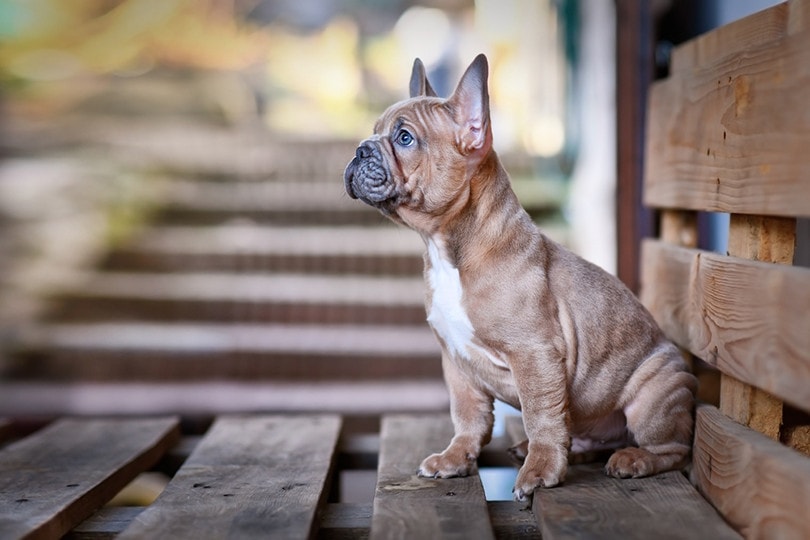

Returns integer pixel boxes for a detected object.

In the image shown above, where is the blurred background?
[0,0,585,330]
[0,0,791,422]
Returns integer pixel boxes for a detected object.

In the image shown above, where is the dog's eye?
[396,129,415,147]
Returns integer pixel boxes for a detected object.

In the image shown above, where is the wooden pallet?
[0,414,737,540]
[639,0,810,537]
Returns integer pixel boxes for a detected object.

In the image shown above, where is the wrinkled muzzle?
[343,140,396,207]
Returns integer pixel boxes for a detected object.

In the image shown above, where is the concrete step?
[103,225,424,275]
[0,380,449,417]
[9,322,441,382]
[155,179,387,226]
[47,272,427,325]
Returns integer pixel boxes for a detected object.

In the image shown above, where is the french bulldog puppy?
[344,54,696,501]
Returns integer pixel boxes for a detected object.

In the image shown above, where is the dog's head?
[343,54,493,232]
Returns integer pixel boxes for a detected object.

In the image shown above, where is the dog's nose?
[356,142,374,160]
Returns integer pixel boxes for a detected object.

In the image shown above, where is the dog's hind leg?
[605,346,697,478]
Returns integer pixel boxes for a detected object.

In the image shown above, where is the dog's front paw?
[513,443,567,501]
[418,447,476,478]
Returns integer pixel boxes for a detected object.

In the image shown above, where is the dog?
[343,54,697,501]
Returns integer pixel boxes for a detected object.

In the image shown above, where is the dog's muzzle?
[344,140,396,206]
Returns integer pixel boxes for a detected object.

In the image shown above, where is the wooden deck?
[0,414,738,540]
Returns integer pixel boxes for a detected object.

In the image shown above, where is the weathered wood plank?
[66,507,144,540]
[726,214,797,265]
[533,463,740,540]
[640,239,810,412]
[693,404,810,539]
[789,0,810,34]
[0,417,179,540]
[644,5,810,217]
[319,503,372,540]
[118,415,341,540]
[660,210,698,248]
[487,501,540,540]
[719,377,782,441]
[719,214,796,439]
[669,2,788,74]
[370,415,494,540]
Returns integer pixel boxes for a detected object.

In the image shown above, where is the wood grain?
[660,210,698,248]
[118,415,341,540]
[727,214,796,264]
[693,404,810,539]
[719,377,782,440]
[0,417,179,540]
[370,415,494,540]
[644,8,810,217]
[789,0,810,35]
[669,3,788,74]
[719,214,796,439]
[533,463,740,540]
[640,239,810,412]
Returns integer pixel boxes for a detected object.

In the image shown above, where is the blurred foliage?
[0,0,267,85]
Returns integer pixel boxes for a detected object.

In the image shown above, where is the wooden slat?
[640,239,810,412]
[532,463,740,540]
[789,0,810,34]
[644,1,810,217]
[487,501,541,539]
[719,214,796,439]
[693,404,810,538]
[660,210,698,248]
[118,415,341,540]
[319,503,372,540]
[370,415,494,540]
[669,2,788,74]
[0,417,179,540]
[66,507,144,540]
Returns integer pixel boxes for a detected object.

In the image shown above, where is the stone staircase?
[0,133,563,420]
[0,136,454,418]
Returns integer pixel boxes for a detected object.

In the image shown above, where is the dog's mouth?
[344,141,397,209]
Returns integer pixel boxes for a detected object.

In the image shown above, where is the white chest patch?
[425,239,508,369]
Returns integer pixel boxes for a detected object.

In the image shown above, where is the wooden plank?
[788,0,810,35]
[66,507,144,540]
[320,503,372,540]
[532,463,740,540]
[68,502,374,540]
[0,417,179,540]
[640,239,810,412]
[118,415,341,540]
[370,415,494,540]
[669,2,788,74]
[719,214,796,439]
[719,378,782,440]
[660,210,698,248]
[726,214,796,264]
[644,13,810,217]
[693,404,810,538]
[487,501,541,540]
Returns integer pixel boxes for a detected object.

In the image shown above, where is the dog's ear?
[448,54,491,155]
[409,58,437,98]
